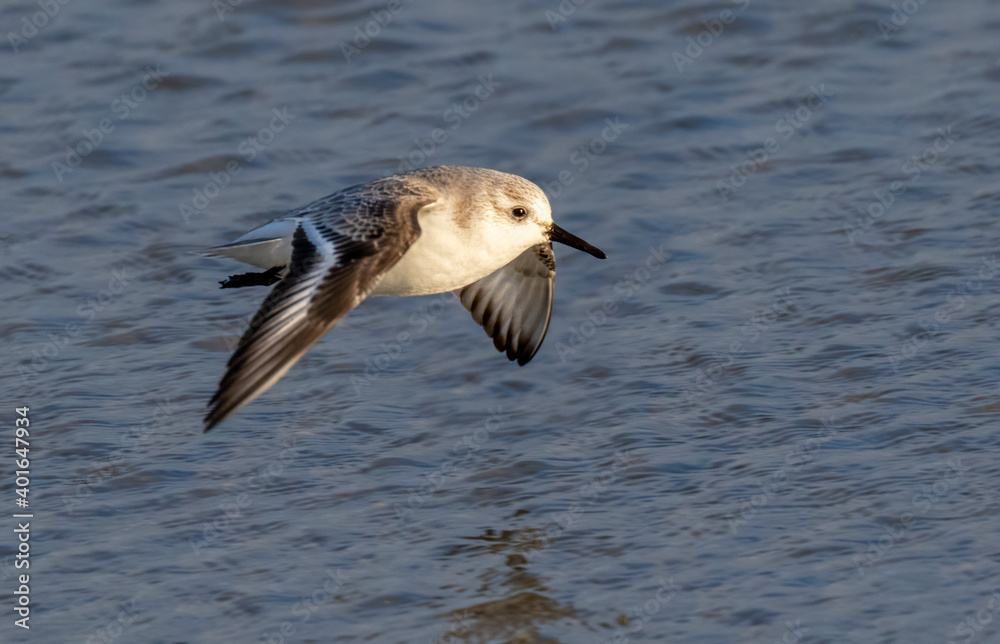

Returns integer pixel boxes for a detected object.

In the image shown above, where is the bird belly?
[372,239,494,296]
[371,211,520,297]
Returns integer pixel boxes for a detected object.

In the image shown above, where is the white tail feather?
[196,219,297,269]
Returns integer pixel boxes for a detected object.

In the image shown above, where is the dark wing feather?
[205,181,435,430]
[457,243,555,366]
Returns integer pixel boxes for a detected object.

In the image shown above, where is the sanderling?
[201,165,606,430]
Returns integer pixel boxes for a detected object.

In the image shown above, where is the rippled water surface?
[2,0,1000,642]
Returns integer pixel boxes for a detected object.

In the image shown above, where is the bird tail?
[193,219,297,269]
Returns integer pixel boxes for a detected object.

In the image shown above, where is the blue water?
[2,0,999,642]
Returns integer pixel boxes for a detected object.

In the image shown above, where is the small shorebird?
[201,166,606,430]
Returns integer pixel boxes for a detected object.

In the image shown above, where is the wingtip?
[204,396,229,432]
[513,342,540,366]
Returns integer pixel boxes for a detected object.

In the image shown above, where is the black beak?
[549,224,606,259]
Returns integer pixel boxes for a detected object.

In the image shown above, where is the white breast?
[372,204,522,297]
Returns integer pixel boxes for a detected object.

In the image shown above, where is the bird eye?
[511,207,528,219]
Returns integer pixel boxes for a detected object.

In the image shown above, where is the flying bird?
[201,166,606,430]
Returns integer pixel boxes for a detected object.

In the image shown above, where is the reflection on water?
[436,529,576,643]
[2,0,1000,641]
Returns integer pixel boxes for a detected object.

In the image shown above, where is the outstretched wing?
[205,180,437,430]
[456,243,555,366]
